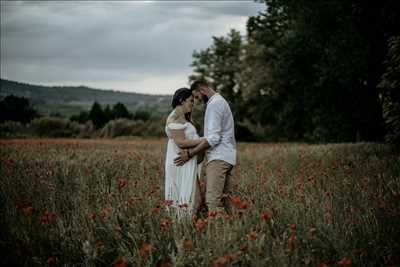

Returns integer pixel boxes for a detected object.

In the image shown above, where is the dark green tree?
[112,102,132,119]
[104,104,114,121]
[70,111,89,124]
[88,102,107,129]
[379,36,400,143]
[0,95,40,124]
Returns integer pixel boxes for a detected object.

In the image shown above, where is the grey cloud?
[1,0,266,93]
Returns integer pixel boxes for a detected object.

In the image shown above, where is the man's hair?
[190,80,209,91]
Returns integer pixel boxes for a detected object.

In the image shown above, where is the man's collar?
[207,93,218,105]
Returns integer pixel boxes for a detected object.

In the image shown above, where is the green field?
[1,139,399,266]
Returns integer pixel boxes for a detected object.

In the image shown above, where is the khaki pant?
[205,160,234,213]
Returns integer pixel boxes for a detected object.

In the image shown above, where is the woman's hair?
[171,87,192,122]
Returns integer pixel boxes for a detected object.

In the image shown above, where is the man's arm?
[174,139,210,166]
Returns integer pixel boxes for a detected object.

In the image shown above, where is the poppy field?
[1,139,399,266]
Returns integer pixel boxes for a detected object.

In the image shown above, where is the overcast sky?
[1,0,265,95]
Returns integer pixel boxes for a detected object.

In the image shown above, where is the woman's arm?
[170,129,206,149]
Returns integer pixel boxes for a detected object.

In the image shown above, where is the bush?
[100,119,145,138]
[0,121,27,137]
[29,117,82,137]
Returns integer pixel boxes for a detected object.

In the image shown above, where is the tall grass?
[0,140,399,266]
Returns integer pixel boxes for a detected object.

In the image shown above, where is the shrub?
[100,119,145,138]
[29,117,82,137]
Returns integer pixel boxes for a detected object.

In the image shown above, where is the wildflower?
[378,200,386,209]
[239,201,249,209]
[160,259,169,267]
[230,196,242,207]
[151,206,161,214]
[100,207,113,217]
[260,212,271,221]
[89,212,97,220]
[95,240,104,248]
[325,191,332,197]
[40,212,56,225]
[212,255,232,267]
[337,258,352,266]
[239,244,248,252]
[22,206,33,216]
[315,263,329,267]
[288,223,296,230]
[114,256,128,267]
[119,178,127,190]
[247,231,257,241]
[47,256,58,265]
[160,217,172,229]
[207,211,218,217]
[183,239,193,251]
[139,243,154,258]
[163,200,174,207]
[179,203,189,209]
[288,234,296,248]
[195,218,207,231]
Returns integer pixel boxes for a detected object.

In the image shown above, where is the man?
[174,80,237,214]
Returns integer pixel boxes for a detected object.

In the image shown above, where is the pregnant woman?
[164,88,206,216]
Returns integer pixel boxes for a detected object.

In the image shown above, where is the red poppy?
[337,258,352,266]
[179,203,189,208]
[151,206,161,214]
[95,240,104,248]
[195,218,207,231]
[231,196,242,207]
[139,243,154,258]
[288,223,296,230]
[119,179,127,190]
[160,217,172,229]
[89,212,97,220]
[212,255,232,267]
[100,207,113,217]
[40,212,56,225]
[239,201,249,209]
[239,244,248,252]
[47,256,58,265]
[260,212,271,221]
[207,211,218,217]
[288,234,296,248]
[114,256,128,267]
[163,200,174,207]
[22,206,33,216]
[247,231,257,240]
[183,239,193,251]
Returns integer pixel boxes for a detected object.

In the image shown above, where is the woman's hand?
[174,149,190,166]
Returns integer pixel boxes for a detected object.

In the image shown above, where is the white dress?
[165,115,201,214]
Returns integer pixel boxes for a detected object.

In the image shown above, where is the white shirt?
[204,93,237,165]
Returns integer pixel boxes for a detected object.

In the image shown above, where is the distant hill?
[0,79,172,117]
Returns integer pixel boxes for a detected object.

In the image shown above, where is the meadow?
[1,139,399,267]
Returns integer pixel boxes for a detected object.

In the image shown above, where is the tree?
[112,102,132,119]
[0,95,40,124]
[88,102,107,129]
[379,36,400,143]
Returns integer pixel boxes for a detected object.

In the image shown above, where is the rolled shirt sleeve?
[205,100,223,147]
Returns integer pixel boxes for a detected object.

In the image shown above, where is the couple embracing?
[165,80,236,217]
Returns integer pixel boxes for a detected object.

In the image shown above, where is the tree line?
[0,95,159,138]
[190,0,400,143]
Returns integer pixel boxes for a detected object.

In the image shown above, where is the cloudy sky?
[1,0,265,95]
